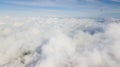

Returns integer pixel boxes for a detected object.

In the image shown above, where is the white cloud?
[0,16,120,67]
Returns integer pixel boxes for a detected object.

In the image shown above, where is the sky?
[0,0,120,18]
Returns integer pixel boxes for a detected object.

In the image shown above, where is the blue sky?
[0,0,120,18]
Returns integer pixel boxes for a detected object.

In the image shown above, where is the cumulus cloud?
[0,16,120,67]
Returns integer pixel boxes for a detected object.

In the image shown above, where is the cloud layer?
[0,16,120,67]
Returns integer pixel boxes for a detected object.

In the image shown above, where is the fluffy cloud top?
[0,17,120,67]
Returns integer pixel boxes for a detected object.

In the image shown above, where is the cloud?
[0,16,120,67]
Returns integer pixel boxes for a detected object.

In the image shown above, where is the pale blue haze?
[0,0,120,18]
